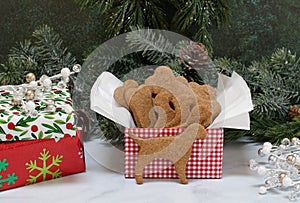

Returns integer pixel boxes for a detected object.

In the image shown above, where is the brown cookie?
[114,66,221,129]
[145,66,190,97]
[176,76,189,85]
[187,82,221,127]
[124,87,138,108]
[189,82,217,100]
[153,90,176,124]
[152,106,168,128]
[128,123,208,184]
[144,66,176,86]
[164,94,197,128]
[114,80,138,109]
[183,102,212,128]
[129,85,167,128]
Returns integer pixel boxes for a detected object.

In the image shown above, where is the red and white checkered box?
[124,128,223,179]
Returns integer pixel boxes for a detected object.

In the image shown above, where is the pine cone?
[179,42,209,71]
[288,105,300,118]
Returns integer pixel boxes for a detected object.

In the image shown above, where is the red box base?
[0,130,85,191]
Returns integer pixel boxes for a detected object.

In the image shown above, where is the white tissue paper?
[90,72,136,128]
[209,71,253,129]
[88,71,253,173]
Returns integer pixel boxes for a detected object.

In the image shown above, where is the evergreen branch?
[126,29,176,64]
[108,53,143,80]
[0,25,77,85]
[32,25,76,76]
[250,117,300,145]
[97,114,124,150]
[215,47,300,144]
[74,0,113,15]
[9,40,39,72]
[270,47,298,75]
[104,0,167,37]
[252,92,290,119]
[194,27,213,54]
[0,58,24,85]
[173,0,230,53]
[82,41,144,80]
[144,0,167,29]
[210,0,231,27]
[173,1,202,32]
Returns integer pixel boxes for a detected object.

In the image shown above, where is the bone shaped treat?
[113,66,221,128]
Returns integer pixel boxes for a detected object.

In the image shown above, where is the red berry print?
[7,122,15,130]
[31,125,38,132]
[66,123,73,130]
[6,134,13,140]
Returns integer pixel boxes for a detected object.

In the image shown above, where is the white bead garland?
[8,64,81,116]
[259,186,267,194]
[61,67,71,78]
[249,137,300,201]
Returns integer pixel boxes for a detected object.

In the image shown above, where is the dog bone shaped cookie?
[113,66,221,128]
[114,80,138,109]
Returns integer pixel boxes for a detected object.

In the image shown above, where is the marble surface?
[1,141,291,203]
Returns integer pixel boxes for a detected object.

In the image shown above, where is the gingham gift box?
[124,127,224,179]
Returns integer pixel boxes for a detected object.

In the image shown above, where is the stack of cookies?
[114,66,221,129]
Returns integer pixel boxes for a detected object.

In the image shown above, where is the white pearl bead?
[72,64,81,73]
[40,75,48,82]
[257,166,267,175]
[281,138,290,146]
[268,155,277,165]
[249,159,258,171]
[29,81,38,87]
[263,142,272,149]
[259,186,267,194]
[43,78,52,87]
[282,176,293,187]
[295,156,300,165]
[258,148,265,156]
[25,101,36,111]
[61,68,71,78]
[262,147,271,155]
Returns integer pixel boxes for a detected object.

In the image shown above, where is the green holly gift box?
[0,83,85,191]
[0,85,76,141]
